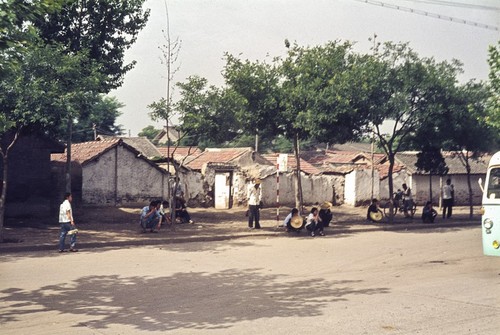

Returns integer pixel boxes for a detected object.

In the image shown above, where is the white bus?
[479,152,500,256]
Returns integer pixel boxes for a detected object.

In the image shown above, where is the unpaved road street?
[1,226,499,334]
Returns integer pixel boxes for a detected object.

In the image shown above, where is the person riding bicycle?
[402,183,414,218]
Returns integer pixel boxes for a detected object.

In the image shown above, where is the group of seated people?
[140,197,194,233]
[283,201,333,237]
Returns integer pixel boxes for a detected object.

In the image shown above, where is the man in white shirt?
[58,192,78,252]
[442,178,454,219]
[247,178,262,229]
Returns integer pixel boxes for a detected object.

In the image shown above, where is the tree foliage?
[33,0,150,92]
[0,0,147,240]
[138,125,161,141]
[368,42,463,217]
[174,75,244,148]
[72,95,124,142]
[486,41,500,128]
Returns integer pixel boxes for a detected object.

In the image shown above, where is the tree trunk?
[428,173,433,202]
[0,155,8,242]
[65,117,72,192]
[0,129,21,242]
[293,133,303,214]
[387,154,395,224]
[466,164,474,219]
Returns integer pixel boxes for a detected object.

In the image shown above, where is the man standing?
[402,183,413,218]
[58,192,78,252]
[442,178,454,219]
[247,178,262,229]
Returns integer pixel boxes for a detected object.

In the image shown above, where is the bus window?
[487,168,500,199]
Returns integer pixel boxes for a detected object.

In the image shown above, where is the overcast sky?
[110,0,500,137]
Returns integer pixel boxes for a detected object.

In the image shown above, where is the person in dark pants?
[175,196,193,224]
[305,207,325,237]
[422,201,438,223]
[319,201,333,227]
[58,192,78,252]
[442,178,454,219]
[247,178,262,229]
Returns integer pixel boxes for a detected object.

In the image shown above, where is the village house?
[300,146,488,207]
[1,131,65,217]
[260,153,335,206]
[178,147,273,208]
[51,138,168,206]
[394,152,487,206]
[153,125,182,145]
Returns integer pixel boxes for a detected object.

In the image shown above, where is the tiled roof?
[157,146,202,162]
[304,150,385,166]
[330,142,372,152]
[51,138,121,164]
[96,135,162,159]
[396,151,488,175]
[376,162,405,180]
[262,153,321,175]
[153,126,182,144]
[186,147,252,170]
[51,139,166,173]
[121,137,162,158]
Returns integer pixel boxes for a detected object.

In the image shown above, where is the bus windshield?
[486,167,500,200]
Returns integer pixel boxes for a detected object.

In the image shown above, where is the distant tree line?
[148,39,499,213]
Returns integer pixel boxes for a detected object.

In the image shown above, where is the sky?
[110,0,500,137]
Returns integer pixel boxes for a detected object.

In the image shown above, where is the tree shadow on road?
[0,269,390,332]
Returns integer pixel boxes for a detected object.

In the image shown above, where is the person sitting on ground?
[175,196,194,224]
[159,200,171,227]
[284,208,301,232]
[319,201,333,227]
[367,198,383,222]
[140,200,162,233]
[422,201,438,223]
[305,207,325,237]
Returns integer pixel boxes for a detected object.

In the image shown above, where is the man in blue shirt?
[140,200,161,233]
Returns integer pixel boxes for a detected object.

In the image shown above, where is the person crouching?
[140,200,161,233]
[305,207,325,237]
[422,201,438,223]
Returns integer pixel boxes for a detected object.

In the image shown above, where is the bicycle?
[382,198,417,219]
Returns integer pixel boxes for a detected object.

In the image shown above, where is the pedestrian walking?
[58,192,78,252]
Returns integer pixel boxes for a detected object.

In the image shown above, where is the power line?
[403,0,500,11]
[353,0,499,31]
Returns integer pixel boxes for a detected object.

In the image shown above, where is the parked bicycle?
[382,191,417,219]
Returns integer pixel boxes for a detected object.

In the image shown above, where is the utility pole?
[370,33,378,200]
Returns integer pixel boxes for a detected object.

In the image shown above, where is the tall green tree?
[1,0,66,241]
[368,42,463,220]
[34,0,150,92]
[33,0,148,191]
[224,41,373,210]
[440,82,497,217]
[0,42,103,241]
[486,41,500,128]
